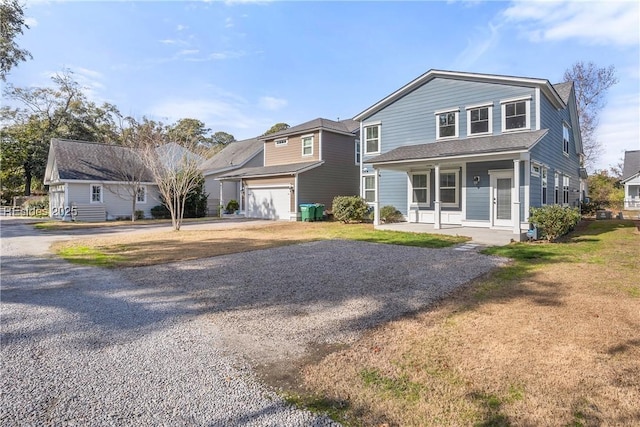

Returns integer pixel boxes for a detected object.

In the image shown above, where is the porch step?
[454,243,484,252]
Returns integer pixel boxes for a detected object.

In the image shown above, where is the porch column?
[434,164,441,229]
[513,159,521,235]
[373,168,380,226]
[219,181,224,216]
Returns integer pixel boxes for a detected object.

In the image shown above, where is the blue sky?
[9,0,640,171]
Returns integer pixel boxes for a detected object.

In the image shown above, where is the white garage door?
[246,187,291,220]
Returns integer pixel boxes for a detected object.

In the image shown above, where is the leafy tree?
[0,0,32,80]
[587,170,624,210]
[167,118,212,149]
[0,70,121,195]
[211,131,235,146]
[263,122,290,136]
[563,62,618,171]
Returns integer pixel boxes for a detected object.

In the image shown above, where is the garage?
[246,187,291,220]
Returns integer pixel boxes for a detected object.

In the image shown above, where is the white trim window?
[90,184,103,203]
[563,175,570,205]
[563,123,570,156]
[501,98,530,131]
[440,170,459,207]
[435,110,459,139]
[301,134,313,156]
[136,185,147,203]
[541,167,548,205]
[363,175,376,203]
[364,124,380,154]
[410,173,429,205]
[466,104,493,136]
[554,172,560,204]
[275,138,288,147]
[531,163,541,177]
[355,139,360,165]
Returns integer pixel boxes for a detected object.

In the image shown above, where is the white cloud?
[225,17,234,28]
[258,96,287,111]
[454,21,501,70]
[502,1,640,46]
[24,17,38,27]
[178,49,199,56]
[176,24,188,31]
[159,39,178,45]
[593,94,640,171]
[149,99,269,132]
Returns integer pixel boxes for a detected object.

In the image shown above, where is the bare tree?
[563,62,618,171]
[141,141,204,231]
[103,116,159,221]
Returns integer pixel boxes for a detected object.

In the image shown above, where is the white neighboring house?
[44,139,161,221]
[199,137,263,215]
[621,150,640,210]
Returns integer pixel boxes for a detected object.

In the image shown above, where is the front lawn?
[50,221,467,268]
[298,220,640,426]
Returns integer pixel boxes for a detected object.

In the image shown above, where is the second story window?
[301,135,313,156]
[364,124,380,154]
[275,138,288,147]
[502,98,530,131]
[355,140,360,165]
[436,110,458,139]
[563,123,570,155]
[467,104,492,136]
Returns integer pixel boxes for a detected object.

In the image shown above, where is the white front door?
[490,171,514,227]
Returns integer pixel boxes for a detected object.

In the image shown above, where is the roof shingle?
[199,137,263,174]
[622,150,640,181]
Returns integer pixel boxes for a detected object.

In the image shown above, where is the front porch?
[376,222,523,246]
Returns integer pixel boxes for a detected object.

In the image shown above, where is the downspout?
[318,129,323,161]
[294,173,299,221]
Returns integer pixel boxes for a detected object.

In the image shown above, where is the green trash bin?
[300,204,316,222]
[314,203,325,221]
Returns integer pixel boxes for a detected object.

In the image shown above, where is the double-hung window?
[301,135,313,156]
[466,104,492,136]
[554,173,560,204]
[563,176,570,205]
[541,168,548,205]
[411,173,429,205]
[501,98,530,131]
[355,140,360,165]
[563,123,570,156]
[363,175,376,203]
[91,184,103,203]
[364,124,380,154]
[435,109,459,139]
[136,186,147,203]
[440,170,459,207]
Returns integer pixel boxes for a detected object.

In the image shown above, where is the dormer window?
[466,103,493,136]
[435,109,459,140]
[501,97,531,131]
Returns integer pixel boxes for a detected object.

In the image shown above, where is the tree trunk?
[24,168,32,196]
[131,197,137,222]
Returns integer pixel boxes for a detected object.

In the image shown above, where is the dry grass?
[51,221,466,268]
[301,220,640,426]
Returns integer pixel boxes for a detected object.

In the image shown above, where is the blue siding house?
[354,70,586,239]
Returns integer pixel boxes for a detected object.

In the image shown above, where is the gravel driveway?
[1,219,505,425]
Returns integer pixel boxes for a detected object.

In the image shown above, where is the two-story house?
[217,118,360,220]
[354,69,586,239]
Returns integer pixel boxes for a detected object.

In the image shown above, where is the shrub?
[225,199,239,213]
[379,205,403,223]
[529,205,581,242]
[150,204,171,219]
[135,210,144,220]
[332,196,369,223]
[183,175,208,218]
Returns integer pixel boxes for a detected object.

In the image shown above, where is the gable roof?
[367,129,549,165]
[622,150,640,182]
[199,137,263,175]
[552,81,574,104]
[217,161,323,180]
[260,118,359,140]
[354,69,567,121]
[45,139,154,183]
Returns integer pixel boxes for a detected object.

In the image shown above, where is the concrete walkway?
[376,222,520,246]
